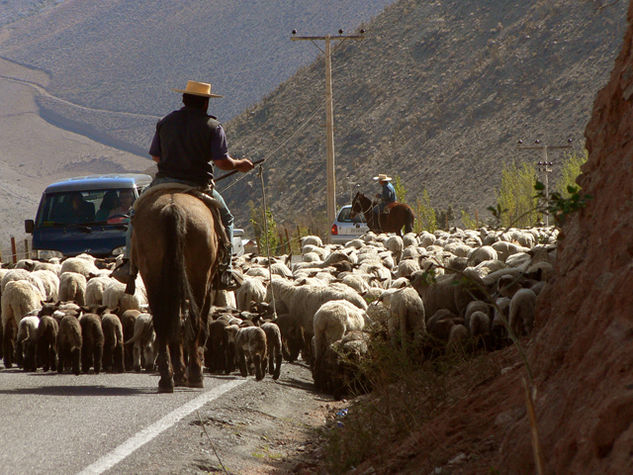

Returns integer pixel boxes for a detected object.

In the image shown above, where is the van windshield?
[36,189,137,226]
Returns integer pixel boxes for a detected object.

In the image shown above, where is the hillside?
[0,0,392,156]
[224,0,628,230]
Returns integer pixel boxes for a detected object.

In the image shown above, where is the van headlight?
[37,250,64,260]
[112,246,125,256]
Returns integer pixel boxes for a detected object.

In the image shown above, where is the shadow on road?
[0,385,157,396]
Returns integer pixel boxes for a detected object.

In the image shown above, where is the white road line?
[77,379,247,475]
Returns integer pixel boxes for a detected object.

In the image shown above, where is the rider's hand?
[235,158,254,173]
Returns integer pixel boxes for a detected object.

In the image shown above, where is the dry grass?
[322,335,502,473]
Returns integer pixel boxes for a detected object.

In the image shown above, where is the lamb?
[79,313,104,374]
[274,312,305,362]
[37,315,59,372]
[235,326,267,380]
[2,279,43,368]
[312,300,367,366]
[385,287,426,348]
[101,311,124,372]
[57,314,82,375]
[261,321,283,380]
[120,309,140,371]
[16,315,40,371]
[125,312,156,372]
[59,272,87,305]
[205,318,233,373]
[508,288,537,337]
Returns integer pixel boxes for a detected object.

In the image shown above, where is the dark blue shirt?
[382,182,396,204]
[149,106,229,185]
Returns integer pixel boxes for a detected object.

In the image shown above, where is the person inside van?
[64,192,95,223]
[96,191,120,221]
[109,189,135,217]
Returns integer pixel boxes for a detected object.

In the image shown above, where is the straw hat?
[173,80,223,98]
[372,174,392,182]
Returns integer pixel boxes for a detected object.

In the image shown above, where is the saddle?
[127,183,231,291]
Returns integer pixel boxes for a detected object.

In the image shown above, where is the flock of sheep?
[0,225,557,398]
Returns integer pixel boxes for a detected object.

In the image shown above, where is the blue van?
[25,173,152,258]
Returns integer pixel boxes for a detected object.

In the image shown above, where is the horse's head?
[350,192,363,217]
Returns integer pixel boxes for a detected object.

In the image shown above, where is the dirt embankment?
[347,3,633,474]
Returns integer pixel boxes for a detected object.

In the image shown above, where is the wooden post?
[24,239,30,259]
[291,31,364,234]
[10,236,17,264]
[284,227,291,254]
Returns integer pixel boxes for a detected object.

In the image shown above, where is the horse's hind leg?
[157,337,174,393]
[170,338,187,387]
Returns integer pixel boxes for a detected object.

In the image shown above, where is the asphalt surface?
[0,361,332,474]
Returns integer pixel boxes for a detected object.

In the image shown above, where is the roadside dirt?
[137,360,345,474]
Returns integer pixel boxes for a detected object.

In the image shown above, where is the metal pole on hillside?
[517,138,573,226]
[291,29,365,232]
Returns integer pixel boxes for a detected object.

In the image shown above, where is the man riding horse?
[112,80,253,290]
[373,173,397,220]
[351,173,414,235]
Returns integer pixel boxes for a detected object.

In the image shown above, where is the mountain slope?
[0,0,393,156]
[223,0,628,230]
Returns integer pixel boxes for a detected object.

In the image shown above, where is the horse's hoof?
[188,378,204,388]
[174,376,188,387]
[158,377,174,393]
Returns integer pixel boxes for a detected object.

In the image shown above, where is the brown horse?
[351,191,415,235]
[130,188,221,392]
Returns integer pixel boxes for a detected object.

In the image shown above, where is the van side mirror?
[24,219,34,234]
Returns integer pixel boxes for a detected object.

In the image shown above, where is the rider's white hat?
[372,174,392,182]
[173,80,223,98]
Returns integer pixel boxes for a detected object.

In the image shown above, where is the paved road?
[0,361,328,474]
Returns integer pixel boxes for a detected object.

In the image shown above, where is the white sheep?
[508,288,537,337]
[85,275,114,306]
[102,278,147,312]
[60,255,100,278]
[59,272,87,305]
[467,245,498,267]
[17,315,40,371]
[385,287,426,348]
[2,280,43,368]
[125,312,156,372]
[312,299,366,365]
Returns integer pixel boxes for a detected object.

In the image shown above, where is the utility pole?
[517,138,573,226]
[291,29,365,229]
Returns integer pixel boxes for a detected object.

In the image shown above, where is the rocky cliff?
[501,2,633,472]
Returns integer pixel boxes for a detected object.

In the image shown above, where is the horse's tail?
[404,205,415,234]
[151,203,198,340]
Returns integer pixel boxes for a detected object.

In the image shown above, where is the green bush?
[413,189,437,233]
[494,160,540,228]
[555,150,587,198]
